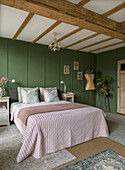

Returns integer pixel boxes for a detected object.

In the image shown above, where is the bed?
[11,100,109,163]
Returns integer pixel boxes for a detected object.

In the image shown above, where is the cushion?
[43,89,60,102]
[23,91,39,104]
[39,87,57,101]
[21,88,38,104]
[17,87,38,102]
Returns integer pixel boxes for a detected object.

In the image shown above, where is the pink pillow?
[43,89,57,102]
[21,88,38,103]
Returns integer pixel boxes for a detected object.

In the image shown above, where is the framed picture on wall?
[64,65,70,74]
[77,72,83,80]
[74,61,79,70]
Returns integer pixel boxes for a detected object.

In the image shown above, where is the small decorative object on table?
[0,76,15,97]
[0,76,8,97]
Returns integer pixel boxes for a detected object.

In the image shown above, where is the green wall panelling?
[7,39,27,87]
[72,52,84,104]
[44,46,60,88]
[27,43,44,87]
[0,37,96,105]
[95,47,125,113]
[59,49,73,93]
[0,38,7,76]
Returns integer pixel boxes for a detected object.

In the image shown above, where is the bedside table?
[0,97,10,126]
[62,92,75,102]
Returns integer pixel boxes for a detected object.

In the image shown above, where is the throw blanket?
[12,101,109,163]
[17,103,89,126]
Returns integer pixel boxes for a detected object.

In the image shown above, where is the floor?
[55,112,125,169]
[55,137,125,169]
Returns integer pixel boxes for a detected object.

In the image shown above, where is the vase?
[0,87,3,97]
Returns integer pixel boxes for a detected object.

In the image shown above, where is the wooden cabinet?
[62,93,75,102]
[0,97,10,126]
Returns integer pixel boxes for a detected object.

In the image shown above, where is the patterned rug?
[0,125,76,170]
[59,149,125,170]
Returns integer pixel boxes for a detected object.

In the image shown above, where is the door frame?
[117,59,125,113]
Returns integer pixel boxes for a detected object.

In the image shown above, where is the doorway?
[117,59,125,114]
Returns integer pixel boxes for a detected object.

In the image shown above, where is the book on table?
[0,106,6,110]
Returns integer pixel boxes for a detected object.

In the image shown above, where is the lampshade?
[85,74,95,90]
[11,79,15,83]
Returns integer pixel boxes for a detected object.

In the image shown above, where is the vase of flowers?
[0,76,8,97]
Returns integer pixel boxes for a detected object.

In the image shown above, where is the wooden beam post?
[12,13,34,40]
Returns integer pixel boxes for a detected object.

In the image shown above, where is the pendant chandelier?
[48,32,61,52]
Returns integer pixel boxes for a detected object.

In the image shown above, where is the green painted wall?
[0,37,95,105]
[95,47,125,113]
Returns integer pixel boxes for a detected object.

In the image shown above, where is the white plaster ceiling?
[37,23,78,45]
[108,8,125,23]
[83,0,125,15]
[0,1,125,54]
[68,34,111,50]
[82,39,123,52]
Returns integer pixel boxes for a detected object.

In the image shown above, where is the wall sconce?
[9,79,16,83]
[60,81,66,93]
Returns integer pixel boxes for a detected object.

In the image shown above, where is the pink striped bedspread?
[12,101,109,163]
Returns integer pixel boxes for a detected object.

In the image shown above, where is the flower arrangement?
[0,76,8,87]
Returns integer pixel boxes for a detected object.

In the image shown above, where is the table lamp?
[60,81,66,93]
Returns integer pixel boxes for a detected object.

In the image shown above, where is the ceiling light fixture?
[48,32,61,52]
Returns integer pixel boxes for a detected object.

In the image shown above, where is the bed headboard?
[9,90,18,103]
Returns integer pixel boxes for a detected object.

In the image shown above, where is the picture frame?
[74,61,79,70]
[77,72,83,80]
[64,65,70,74]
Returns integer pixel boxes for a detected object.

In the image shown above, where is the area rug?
[58,149,125,170]
[106,112,125,145]
[0,125,76,170]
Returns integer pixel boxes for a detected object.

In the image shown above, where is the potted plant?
[96,75,112,96]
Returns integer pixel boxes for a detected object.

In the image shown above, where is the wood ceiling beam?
[77,0,91,7]
[57,28,83,43]
[76,37,113,51]
[23,0,125,35]
[102,2,125,18]
[63,33,99,49]
[12,12,34,40]
[121,21,125,25]
[121,21,125,29]
[32,21,61,44]
[1,0,125,40]
[87,41,125,53]
[0,0,14,6]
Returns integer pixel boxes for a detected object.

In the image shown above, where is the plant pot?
[0,87,3,97]
[100,88,107,92]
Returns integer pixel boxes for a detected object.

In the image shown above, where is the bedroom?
[0,0,125,169]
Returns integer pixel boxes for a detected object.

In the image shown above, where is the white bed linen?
[11,101,109,163]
